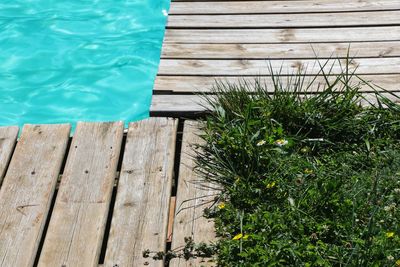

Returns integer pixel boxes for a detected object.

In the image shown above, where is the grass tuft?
[196,58,400,266]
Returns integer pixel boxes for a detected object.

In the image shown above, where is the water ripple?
[0,0,170,127]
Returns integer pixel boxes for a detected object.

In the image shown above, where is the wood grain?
[167,11,400,28]
[0,124,70,267]
[170,120,217,267]
[103,118,177,267]
[151,93,400,114]
[164,27,400,43]
[153,75,400,93]
[0,126,18,185]
[161,42,400,59]
[170,0,400,15]
[151,95,208,114]
[158,58,400,76]
[38,122,123,267]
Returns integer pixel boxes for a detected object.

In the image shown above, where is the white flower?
[288,197,295,207]
[394,188,400,194]
[256,140,266,146]
[384,203,396,212]
[387,255,394,261]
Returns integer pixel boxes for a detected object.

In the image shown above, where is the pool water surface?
[0,0,170,127]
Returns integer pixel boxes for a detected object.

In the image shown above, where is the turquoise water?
[0,0,169,127]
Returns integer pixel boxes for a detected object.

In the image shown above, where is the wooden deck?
[2,1,400,266]
[0,119,216,267]
[151,0,400,115]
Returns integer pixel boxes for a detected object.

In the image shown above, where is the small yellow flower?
[266,181,276,189]
[304,168,313,174]
[300,147,310,153]
[275,139,288,147]
[218,202,226,209]
[256,140,266,146]
[243,234,249,240]
[386,232,395,238]
[232,233,243,240]
[396,259,400,266]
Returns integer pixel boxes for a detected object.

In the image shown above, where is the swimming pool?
[0,0,170,127]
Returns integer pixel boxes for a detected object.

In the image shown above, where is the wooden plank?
[151,93,400,114]
[0,124,70,267]
[157,58,400,76]
[161,41,400,59]
[38,122,124,267]
[0,126,18,185]
[170,120,217,267]
[164,27,400,43]
[170,0,400,15]
[103,118,177,267]
[151,95,208,115]
[167,11,400,28]
[154,74,400,93]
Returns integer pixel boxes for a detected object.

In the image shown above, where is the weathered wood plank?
[157,58,400,76]
[103,118,177,267]
[151,93,400,114]
[161,41,400,59]
[164,27,400,43]
[0,124,70,267]
[38,122,124,267]
[153,75,400,93]
[0,126,18,185]
[151,95,208,115]
[167,11,400,28]
[170,120,217,267]
[170,0,400,15]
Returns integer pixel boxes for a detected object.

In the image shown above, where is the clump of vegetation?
[143,237,216,264]
[197,59,400,266]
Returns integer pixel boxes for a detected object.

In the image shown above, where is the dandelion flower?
[234,177,241,184]
[218,202,226,209]
[232,233,243,240]
[304,168,313,174]
[275,139,288,147]
[386,232,395,238]
[256,140,266,146]
[266,181,276,189]
[243,234,249,240]
[396,259,400,266]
